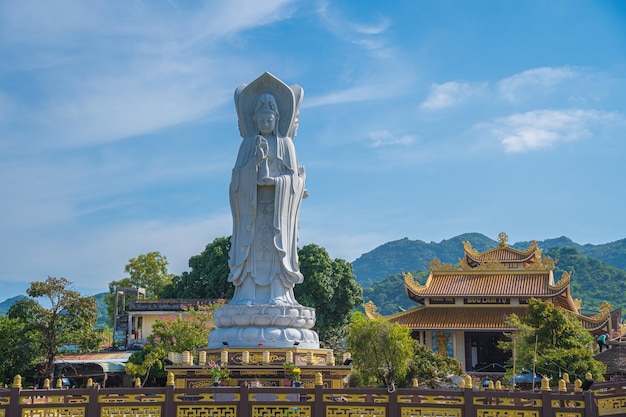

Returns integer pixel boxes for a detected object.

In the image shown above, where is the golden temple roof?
[388,306,528,330]
[405,271,567,299]
[387,304,611,332]
[462,233,547,269]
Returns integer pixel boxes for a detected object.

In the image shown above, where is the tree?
[21,277,101,380]
[296,244,363,346]
[160,237,232,299]
[160,240,362,347]
[124,251,174,298]
[105,251,175,327]
[126,301,224,385]
[0,315,40,385]
[346,311,415,388]
[405,344,463,388]
[499,298,606,384]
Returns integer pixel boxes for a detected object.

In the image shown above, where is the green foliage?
[0,315,39,385]
[362,270,428,316]
[353,233,496,288]
[346,311,415,388]
[105,251,174,328]
[499,299,606,383]
[547,247,626,312]
[21,277,100,379]
[296,244,363,347]
[405,344,463,388]
[160,237,232,299]
[126,344,167,384]
[161,239,362,348]
[148,303,223,352]
[126,302,224,383]
[124,251,174,298]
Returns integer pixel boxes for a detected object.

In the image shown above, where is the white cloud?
[368,130,415,147]
[498,67,577,102]
[306,84,395,107]
[0,0,298,150]
[483,109,619,153]
[419,81,485,111]
[316,3,393,58]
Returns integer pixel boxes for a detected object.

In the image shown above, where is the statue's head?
[254,94,279,135]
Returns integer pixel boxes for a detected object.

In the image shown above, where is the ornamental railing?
[1,376,625,416]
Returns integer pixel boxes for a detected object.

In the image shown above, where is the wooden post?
[240,382,250,417]
[86,380,99,416]
[313,384,324,416]
[584,390,598,417]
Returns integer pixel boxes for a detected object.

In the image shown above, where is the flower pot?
[291,381,302,387]
[213,381,220,387]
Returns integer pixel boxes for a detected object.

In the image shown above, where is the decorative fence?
[1,378,625,417]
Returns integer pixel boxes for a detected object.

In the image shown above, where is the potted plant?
[208,361,230,386]
[283,362,302,387]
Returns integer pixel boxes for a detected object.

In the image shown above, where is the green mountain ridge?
[353,233,626,288]
[356,233,626,317]
[2,233,625,326]
[0,295,26,316]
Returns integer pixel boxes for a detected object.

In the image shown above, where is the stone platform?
[166,347,352,389]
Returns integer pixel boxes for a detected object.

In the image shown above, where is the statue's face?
[255,111,276,135]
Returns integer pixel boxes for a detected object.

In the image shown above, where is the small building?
[122,298,220,349]
[375,233,613,373]
[54,351,134,388]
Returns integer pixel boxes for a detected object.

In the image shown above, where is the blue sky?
[1,1,625,300]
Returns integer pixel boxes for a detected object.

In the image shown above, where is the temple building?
[368,233,613,373]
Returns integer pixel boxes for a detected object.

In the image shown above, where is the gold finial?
[562,373,569,384]
[315,372,323,386]
[167,372,175,386]
[574,379,582,392]
[558,379,567,392]
[586,372,593,380]
[363,300,381,319]
[13,374,22,389]
[87,378,93,388]
[43,378,51,389]
[541,376,550,391]
[134,377,141,388]
[495,380,502,390]
[487,380,494,390]
[412,378,419,388]
[56,378,63,389]
[498,232,508,247]
[464,375,472,389]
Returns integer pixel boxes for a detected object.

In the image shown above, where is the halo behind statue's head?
[235,72,303,139]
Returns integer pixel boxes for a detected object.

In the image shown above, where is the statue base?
[208,304,320,349]
[166,346,351,389]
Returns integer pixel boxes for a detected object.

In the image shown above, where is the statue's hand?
[256,136,269,161]
[298,165,306,179]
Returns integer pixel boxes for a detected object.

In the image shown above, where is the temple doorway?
[464,332,510,372]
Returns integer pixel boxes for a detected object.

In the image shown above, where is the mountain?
[352,233,497,288]
[353,233,626,288]
[357,233,626,316]
[0,292,109,328]
[94,292,109,328]
[0,295,26,315]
